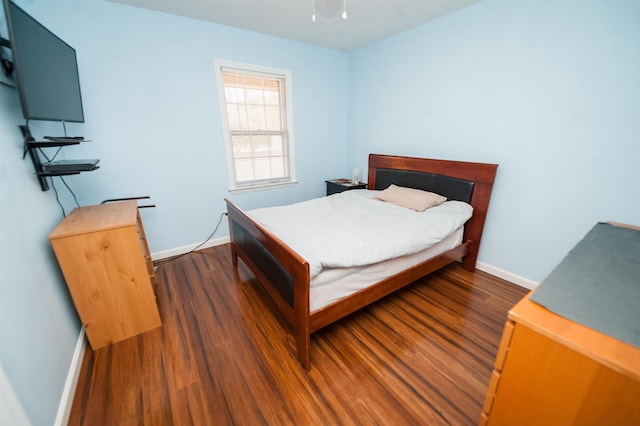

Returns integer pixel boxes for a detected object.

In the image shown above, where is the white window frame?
[215,59,297,193]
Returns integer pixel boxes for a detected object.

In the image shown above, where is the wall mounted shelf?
[20,125,98,191]
[25,139,82,148]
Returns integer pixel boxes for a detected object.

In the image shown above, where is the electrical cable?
[38,144,67,216]
[59,175,81,207]
[155,212,227,267]
[37,146,51,162]
[48,176,66,217]
[45,145,64,163]
[37,147,81,209]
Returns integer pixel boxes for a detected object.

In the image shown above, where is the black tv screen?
[3,0,84,122]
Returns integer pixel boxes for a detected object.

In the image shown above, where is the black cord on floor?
[155,212,227,267]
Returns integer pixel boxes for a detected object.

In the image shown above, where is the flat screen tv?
[2,0,84,123]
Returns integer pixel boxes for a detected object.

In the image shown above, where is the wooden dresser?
[480,223,640,425]
[49,200,161,349]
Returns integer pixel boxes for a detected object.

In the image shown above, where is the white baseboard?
[55,328,86,426]
[53,236,231,424]
[0,363,30,426]
[152,238,537,289]
[476,261,538,290]
[151,236,230,261]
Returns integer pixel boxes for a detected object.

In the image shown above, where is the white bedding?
[248,190,473,279]
[309,227,464,311]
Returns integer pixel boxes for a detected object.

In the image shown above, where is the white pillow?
[375,184,447,211]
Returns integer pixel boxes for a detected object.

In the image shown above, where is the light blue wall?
[347,0,640,283]
[1,73,80,426]
[0,0,347,424]
[3,0,639,424]
[26,0,349,251]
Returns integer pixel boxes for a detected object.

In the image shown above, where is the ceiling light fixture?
[311,0,347,22]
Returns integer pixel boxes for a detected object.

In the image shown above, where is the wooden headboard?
[367,154,498,270]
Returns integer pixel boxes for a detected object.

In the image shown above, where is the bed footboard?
[225,199,312,369]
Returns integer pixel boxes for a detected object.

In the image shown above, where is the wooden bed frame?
[224,154,498,370]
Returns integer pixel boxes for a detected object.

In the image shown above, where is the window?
[215,60,296,192]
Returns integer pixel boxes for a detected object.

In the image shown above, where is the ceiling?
[107,0,481,51]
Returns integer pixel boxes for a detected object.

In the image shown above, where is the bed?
[224,154,498,370]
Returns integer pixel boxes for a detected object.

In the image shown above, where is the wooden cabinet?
[49,200,161,349]
[480,292,640,425]
[481,223,640,425]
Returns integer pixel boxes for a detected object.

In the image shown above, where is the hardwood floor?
[68,244,528,425]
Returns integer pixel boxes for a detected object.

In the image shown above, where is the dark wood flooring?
[68,244,528,425]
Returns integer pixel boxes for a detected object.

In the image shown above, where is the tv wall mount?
[0,37,13,76]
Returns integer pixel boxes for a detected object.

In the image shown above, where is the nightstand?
[325,178,367,195]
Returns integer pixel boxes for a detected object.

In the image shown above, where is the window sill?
[228,181,298,194]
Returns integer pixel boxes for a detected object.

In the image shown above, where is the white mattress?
[248,190,473,279]
[309,227,464,312]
